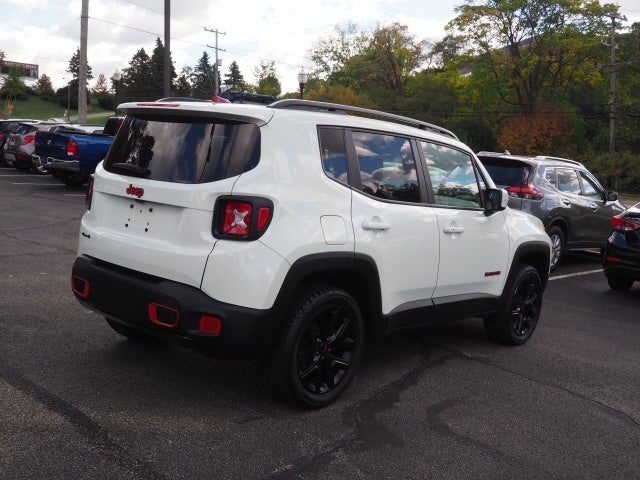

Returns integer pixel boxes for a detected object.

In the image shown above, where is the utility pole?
[205,28,226,96]
[164,0,171,97]
[78,0,89,123]
[602,11,627,157]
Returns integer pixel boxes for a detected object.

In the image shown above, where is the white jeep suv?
[71,99,551,408]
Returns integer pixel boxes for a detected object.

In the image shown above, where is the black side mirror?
[606,191,619,202]
[485,188,508,214]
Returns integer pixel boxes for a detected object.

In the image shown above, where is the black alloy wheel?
[484,264,542,345]
[270,284,364,408]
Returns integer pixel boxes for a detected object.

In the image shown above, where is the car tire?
[106,318,159,342]
[14,161,32,172]
[547,226,564,272]
[59,171,89,187]
[484,264,542,346]
[606,274,634,291]
[269,284,365,409]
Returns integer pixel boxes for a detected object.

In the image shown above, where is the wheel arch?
[270,252,383,336]
[508,241,551,291]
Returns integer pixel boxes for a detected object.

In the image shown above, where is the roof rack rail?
[534,155,582,166]
[269,99,458,140]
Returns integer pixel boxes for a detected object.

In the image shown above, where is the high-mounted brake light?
[610,215,640,232]
[507,184,544,201]
[136,103,180,107]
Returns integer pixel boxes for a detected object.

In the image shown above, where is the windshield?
[104,114,260,184]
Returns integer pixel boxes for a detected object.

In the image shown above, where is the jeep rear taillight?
[214,196,274,240]
[507,184,544,201]
[223,201,253,236]
[67,140,79,157]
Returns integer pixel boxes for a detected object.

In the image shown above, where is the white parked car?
[71,99,552,408]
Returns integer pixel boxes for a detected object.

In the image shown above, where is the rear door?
[348,130,440,319]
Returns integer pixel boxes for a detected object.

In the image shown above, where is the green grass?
[2,95,113,124]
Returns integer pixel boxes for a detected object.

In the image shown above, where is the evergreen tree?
[92,73,110,97]
[149,37,176,99]
[192,52,215,99]
[121,48,152,100]
[223,61,246,91]
[66,48,93,103]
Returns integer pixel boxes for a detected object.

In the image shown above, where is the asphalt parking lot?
[1,168,639,480]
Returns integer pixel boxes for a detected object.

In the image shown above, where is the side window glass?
[579,171,603,199]
[421,141,482,208]
[352,131,420,203]
[556,168,581,194]
[318,128,348,185]
[544,168,557,187]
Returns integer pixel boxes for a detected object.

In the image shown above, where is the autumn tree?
[497,103,573,155]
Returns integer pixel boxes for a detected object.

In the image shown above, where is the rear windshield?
[479,158,531,188]
[104,114,260,184]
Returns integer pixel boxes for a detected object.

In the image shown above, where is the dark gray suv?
[477,152,625,270]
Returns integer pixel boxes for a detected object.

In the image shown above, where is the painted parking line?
[64,194,85,197]
[12,182,65,186]
[549,269,602,281]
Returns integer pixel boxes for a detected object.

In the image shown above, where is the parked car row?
[1,117,122,186]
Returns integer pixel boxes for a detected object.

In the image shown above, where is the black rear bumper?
[71,256,281,358]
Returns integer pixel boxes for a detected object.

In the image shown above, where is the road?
[1,168,639,480]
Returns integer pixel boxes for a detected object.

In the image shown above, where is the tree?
[254,61,281,97]
[174,67,193,96]
[67,47,93,89]
[223,61,247,91]
[309,22,367,84]
[497,103,573,155]
[446,0,614,113]
[149,37,176,99]
[191,51,215,99]
[92,73,110,97]
[310,22,428,101]
[121,48,152,100]
[33,74,55,97]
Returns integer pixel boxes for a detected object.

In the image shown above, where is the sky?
[1,0,639,95]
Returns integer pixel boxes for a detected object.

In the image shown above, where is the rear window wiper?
[110,162,150,177]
